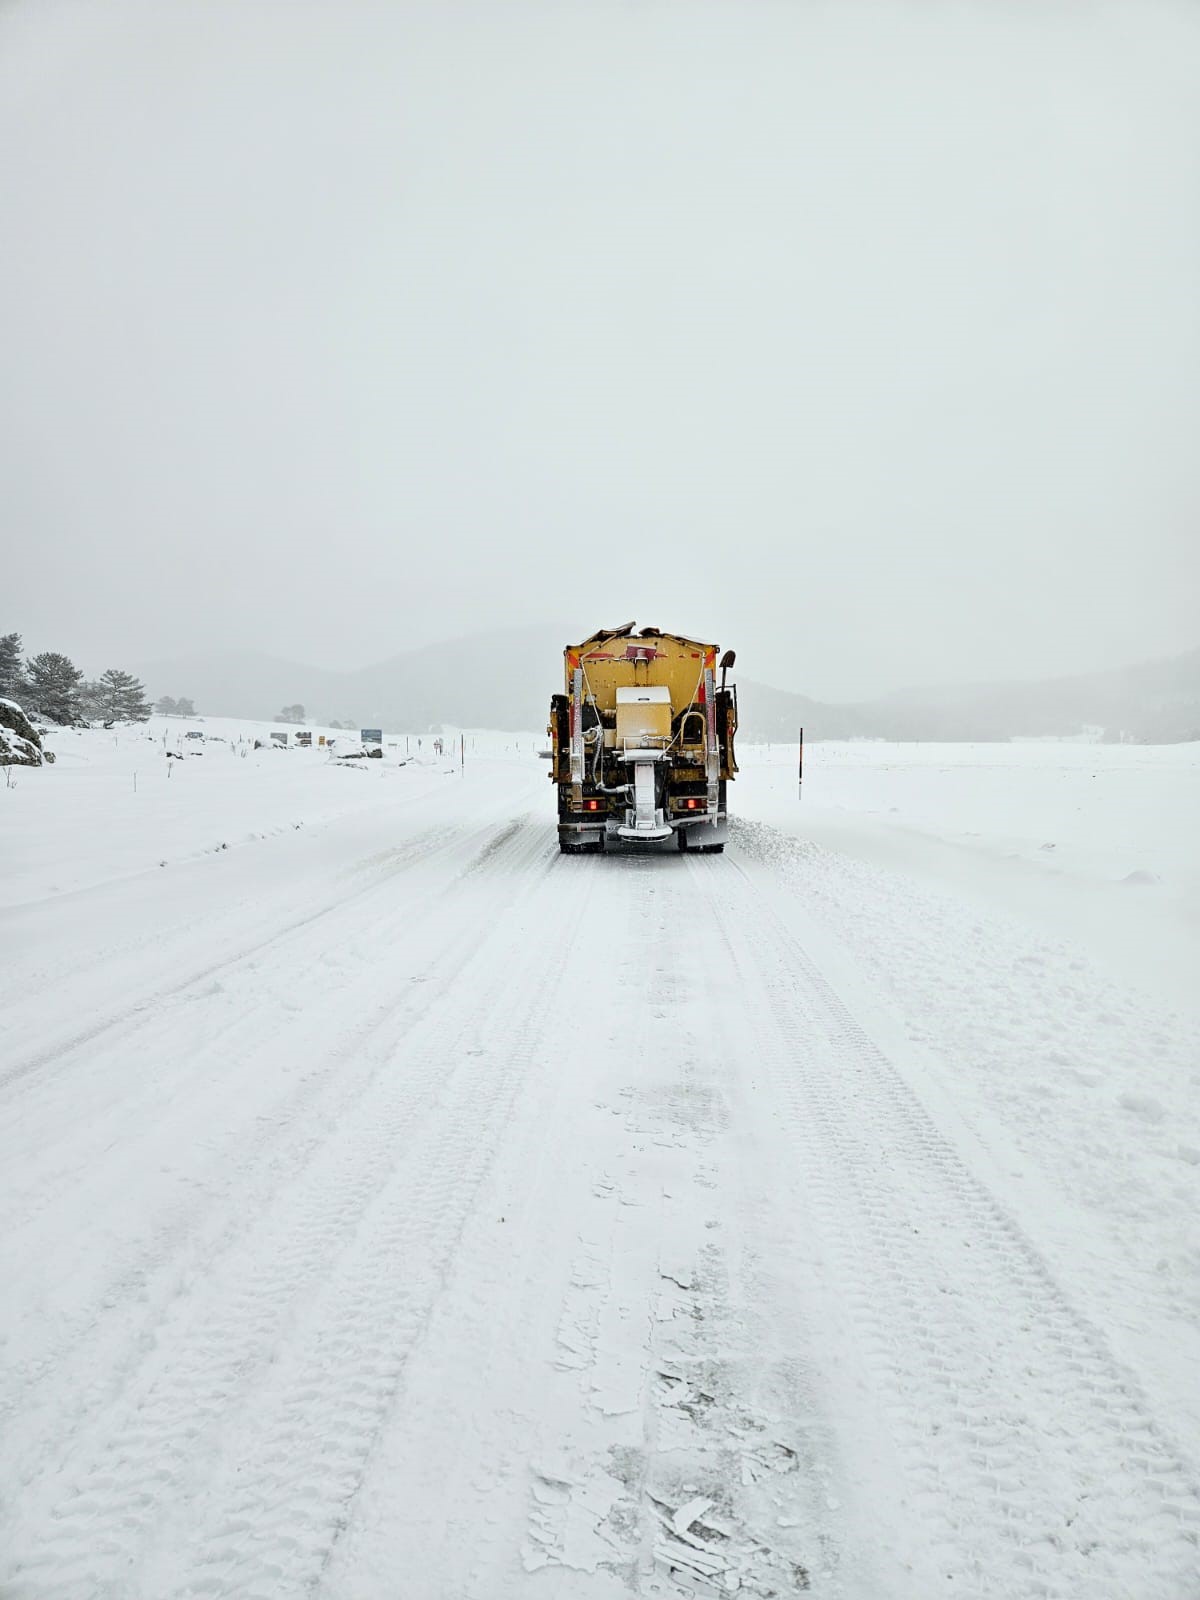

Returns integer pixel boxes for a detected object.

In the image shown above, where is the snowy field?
[1,724,1198,1599]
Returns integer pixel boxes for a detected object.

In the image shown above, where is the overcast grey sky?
[3,0,1198,700]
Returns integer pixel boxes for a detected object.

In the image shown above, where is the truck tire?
[676,829,689,852]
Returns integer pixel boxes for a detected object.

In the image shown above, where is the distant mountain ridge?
[133,634,1200,743]
[134,626,574,731]
[743,647,1200,743]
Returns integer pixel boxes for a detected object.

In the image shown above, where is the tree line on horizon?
[2,635,362,731]
[0,632,196,726]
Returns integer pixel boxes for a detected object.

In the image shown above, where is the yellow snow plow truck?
[549,624,738,854]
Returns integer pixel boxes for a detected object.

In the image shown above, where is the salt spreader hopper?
[549,624,738,854]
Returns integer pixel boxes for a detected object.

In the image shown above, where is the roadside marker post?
[798,727,804,801]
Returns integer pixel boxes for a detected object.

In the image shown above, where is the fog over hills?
[9,0,1198,745]
[134,626,574,732]
[743,650,1200,743]
[134,632,1200,744]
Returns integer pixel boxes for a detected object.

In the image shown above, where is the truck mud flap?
[677,816,729,853]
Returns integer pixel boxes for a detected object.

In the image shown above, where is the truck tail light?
[686,797,699,810]
[585,798,600,812]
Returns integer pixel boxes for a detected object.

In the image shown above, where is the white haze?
[2,0,1198,701]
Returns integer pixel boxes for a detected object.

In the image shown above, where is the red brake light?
[585,799,599,811]
[686,798,698,810]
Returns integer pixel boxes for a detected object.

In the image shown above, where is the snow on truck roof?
[571,624,718,655]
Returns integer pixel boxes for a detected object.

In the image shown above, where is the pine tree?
[26,652,85,724]
[154,695,179,716]
[0,633,26,702]
[78,680,105,721]
[95,668,151,723]
[176,697,196,717]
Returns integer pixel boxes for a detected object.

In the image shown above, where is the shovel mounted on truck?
[548,624,738,855]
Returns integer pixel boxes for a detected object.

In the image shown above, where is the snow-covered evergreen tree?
[78,680,104,721]
[153,695,195,716]
[0,632,27,702]
[94,668,151,722]
[26,651,85,724]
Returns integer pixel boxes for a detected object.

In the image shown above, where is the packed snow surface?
[1,725,1198,1599]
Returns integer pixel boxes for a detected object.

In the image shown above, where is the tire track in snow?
[520,869,830,1598]
[141,849,588,1599]
[0,809,539,1227]
[0,804,518,1098]
[309,851,667,1598]
[0,821,560,1597]
[0,817,552,1496]
[696,843,1200,1600]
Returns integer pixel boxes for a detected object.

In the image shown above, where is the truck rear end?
[548,624,737,854]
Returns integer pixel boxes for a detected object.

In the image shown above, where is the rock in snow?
[0,697,49,766]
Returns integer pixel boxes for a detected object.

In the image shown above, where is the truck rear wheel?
[676,829,689,852]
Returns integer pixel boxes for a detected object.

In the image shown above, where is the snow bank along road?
[2,741,1198,1598]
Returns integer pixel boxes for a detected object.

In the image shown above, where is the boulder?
[0,698,46,767]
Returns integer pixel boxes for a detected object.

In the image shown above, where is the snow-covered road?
[2,739,1198,1598]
